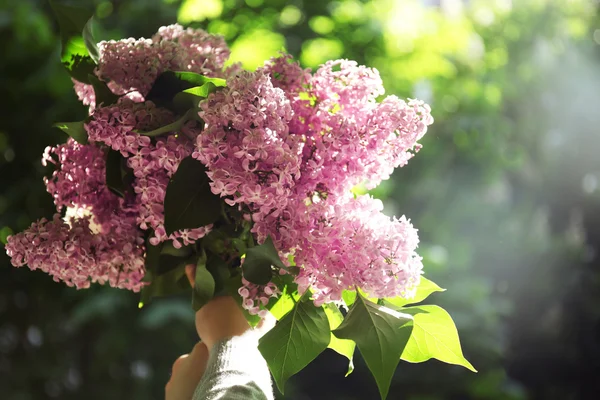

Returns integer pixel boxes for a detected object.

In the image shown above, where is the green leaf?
[53,121,87,144]
[163,156,222,235]
[88,74,119,107]
[202,230,228,255]
[242,236,285,285]
[140,263,189,306]
[143,237,161,279]
[205,254,231,296]
[258,296,330,394]
[268,274,298,320]
[82,16,99,63]
[174,72,226,88]
[146,71,226,109]
[49,1,96,82]
[385,276,445,308]
[50,0,91,48]
[171,82,223,112]
[105,149,123,197]
[342,290,357,308]
[136,108,197,137]
[192,252,215,311]
[183,83,219,98]
[157,241,194,275]
[230,238,247,254]
[68,56,96,84]
[333,292,414,400]
[324,303,356,376]
[139,236,192,307]
[400,305,476,372]
[105,149,134,198]
[160,241,193,258]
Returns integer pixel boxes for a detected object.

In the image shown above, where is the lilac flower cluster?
[6,25,227,290]
[6,140,145,291]
[196,55,433,304]
[193,70,302,222]
[238,277,280,317]
[6,25,433,304]
[73,24,230,110]
[85,99,210,247]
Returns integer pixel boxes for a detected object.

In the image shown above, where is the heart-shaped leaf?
[223,273,262,327]
[385,276,445,308]
[49,1,96,83]
[83,16,99,63]
[324,303,356,376]
[183,83,219,98]
[53,121,88,144]
[342,290,357,308]
[192,252,215,311]
[258,295,330,394]
[146,71,226,108]
[333,292,413,400]
[242,236,285,285]
[400,305,476,372]
[163,156,222,234]
[268,274,298,320]
[139,263,189,307]
[136,108,197,137]
[105,149,134,198]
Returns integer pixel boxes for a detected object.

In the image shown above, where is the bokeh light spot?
[280,5,303,26]
[178,0,223,23]
[309,16,335,35]
[301,38,344,67]
[229,29,285,69]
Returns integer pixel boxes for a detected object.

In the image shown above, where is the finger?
[188,342,209,364]
[185,264,195,288]
[183,342,209,380]
[170,354,189,376]
[166,343,208,400]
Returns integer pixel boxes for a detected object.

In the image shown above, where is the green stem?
[135,108,198,137]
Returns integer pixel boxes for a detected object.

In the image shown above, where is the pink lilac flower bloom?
[198,54,433,303]
[9,43,434,301]
[6,139,145,291]
[193,70,302,226]
[262,53,311,93]
[85,99,174,155]
[96,24,230,97]
[5,214,146,291]
[86,99,210,247]
[291,195,423,305]
[72,78,96,112]
[238,277,280,317]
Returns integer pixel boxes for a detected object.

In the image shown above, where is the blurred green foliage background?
[1,0,600,399]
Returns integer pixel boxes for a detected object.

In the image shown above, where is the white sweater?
[193,333,274,400]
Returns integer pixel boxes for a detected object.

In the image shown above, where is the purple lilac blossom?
[86,99,210,247]
[193,54,433,303]
[238,277,280,316]
[8,29,433,302]
[6,140,145,291]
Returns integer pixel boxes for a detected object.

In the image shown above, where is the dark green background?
[1,0,599,399]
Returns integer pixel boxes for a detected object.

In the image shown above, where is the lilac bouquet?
[5,3,474,398]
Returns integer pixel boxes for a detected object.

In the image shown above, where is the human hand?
[165,341,209,400]
[184,264,276,350]
[165,265,277,399]
[184,264,252,350]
